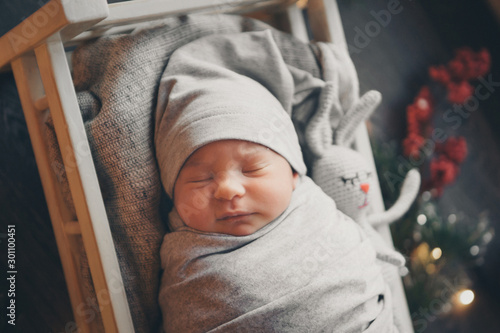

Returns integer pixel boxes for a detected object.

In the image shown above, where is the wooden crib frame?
[0,0,413,332]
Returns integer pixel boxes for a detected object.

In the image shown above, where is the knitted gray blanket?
[45,14,324,333]
[159,177,396,333]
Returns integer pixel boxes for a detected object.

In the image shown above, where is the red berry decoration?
[402,47,489,196]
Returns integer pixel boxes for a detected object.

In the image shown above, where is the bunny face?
[312,146,373,222]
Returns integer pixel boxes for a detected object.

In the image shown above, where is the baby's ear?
[292,172,299,190]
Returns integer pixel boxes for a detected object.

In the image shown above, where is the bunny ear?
[316,42,338,82]
[305,80,341,157]
[334,90,382,146]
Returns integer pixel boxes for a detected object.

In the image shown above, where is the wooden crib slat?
[11,53,91,333]
[306,0,347,47]
[70,0,294,43]
[102,0,284,27]
[0,0,67,69]
[286,4,309,43]
[34,33,134,333]
[0,0,108,70]
[65,221,82,235]
[34,96,49,112]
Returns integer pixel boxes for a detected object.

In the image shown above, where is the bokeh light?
[458,289,475,305]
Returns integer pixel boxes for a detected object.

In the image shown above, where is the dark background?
[1,0,499,332]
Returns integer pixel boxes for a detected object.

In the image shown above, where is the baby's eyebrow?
[183,158,207,169]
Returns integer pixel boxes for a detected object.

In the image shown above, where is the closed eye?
[243,165,268,175]
[341,171,372,185]
[341,176,356,185]
[243,168,263,173]
[188,177,212,183]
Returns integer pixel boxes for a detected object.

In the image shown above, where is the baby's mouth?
[217,212,255,221]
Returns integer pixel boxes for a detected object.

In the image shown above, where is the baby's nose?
[360,183,370,194]
[214,173,245,200]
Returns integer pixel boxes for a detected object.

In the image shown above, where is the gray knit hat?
[155,30,307,197]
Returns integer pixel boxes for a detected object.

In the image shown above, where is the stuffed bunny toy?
[305,43,421,236]
[306,87,421,231]
[303,44,421,269]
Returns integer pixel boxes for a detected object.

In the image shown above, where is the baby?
[155,31,400,332]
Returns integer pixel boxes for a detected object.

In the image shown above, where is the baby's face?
[173,140,298,236]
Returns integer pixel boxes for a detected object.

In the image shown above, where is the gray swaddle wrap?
[159,177,394,332]
[155,30,398,332]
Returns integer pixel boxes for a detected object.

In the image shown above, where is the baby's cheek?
[260,192,289,219]
[190,187,213,210]
[176,203,211,231]
[176,187,213,222]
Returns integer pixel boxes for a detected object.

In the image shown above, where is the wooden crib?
[0,0,413,332]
